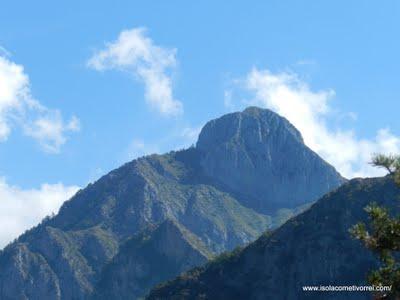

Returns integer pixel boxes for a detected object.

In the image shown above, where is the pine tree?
[351,154,400,299]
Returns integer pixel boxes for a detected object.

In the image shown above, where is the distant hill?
[148,176,400,300]
[0,107,344,299]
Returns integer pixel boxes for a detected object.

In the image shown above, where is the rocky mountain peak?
[196,106,344,214]
[197,107,303,152]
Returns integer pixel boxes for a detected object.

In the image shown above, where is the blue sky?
[0,1,399,247]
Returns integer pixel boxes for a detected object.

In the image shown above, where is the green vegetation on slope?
[148,176,400,300]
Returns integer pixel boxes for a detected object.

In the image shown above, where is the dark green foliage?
[371,154,400,176]
[206,245,244,267]
[351,154,400,299]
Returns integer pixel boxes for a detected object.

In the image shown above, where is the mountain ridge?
[0,106,345,299]
[92,218,212,299]
[148,176,400,300]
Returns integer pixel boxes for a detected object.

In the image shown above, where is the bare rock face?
[197,107,345,213]
[0,243,61,300]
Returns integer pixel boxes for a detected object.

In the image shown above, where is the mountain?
[92,219,212,300]
[0,152,269,300]
[0,107,344,299]
[147,176,400,300]
[197,107,344,213]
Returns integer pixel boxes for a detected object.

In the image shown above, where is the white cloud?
[88,27,183,116]
[0,178,79,249]
[24,112,80,153]
[230,68,400,178]
[0,53,80,153]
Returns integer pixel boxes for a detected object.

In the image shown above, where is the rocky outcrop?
[0,243,61,300]
[197,107,345,213]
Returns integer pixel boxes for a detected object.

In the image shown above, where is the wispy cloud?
[227,67,400,178]
[0,52,80,153]
[88,27,183,116]
[23,111,80,153]
[0,178,79,249]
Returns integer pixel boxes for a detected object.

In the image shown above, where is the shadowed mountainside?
[92,219,212,300]
[148,176,400,300]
